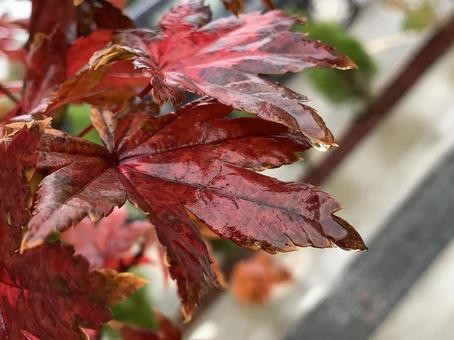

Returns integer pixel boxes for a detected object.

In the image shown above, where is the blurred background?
[1,0,454,339]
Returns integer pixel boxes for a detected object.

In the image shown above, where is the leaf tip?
[20,232,43,253]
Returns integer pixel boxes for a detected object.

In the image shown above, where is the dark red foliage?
[75,0,134,36]
[104,1,354,146]
[0,124,144,339]
[0,0,366,331]
[24,0,355,146]
[22,98,365,318]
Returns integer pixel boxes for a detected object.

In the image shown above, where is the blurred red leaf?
[231,252,292,305]
[75,0,134,36]
[63,206,152,270]
[221,0,275,15]
[0,14,27,61]
[221,0,244,15]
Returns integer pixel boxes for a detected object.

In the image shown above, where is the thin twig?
[0,83,19,104]
[78,124,94,137]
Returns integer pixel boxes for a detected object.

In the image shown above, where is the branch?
[303,13,454,186]
[0,83,19,104]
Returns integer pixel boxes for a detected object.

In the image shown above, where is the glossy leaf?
[21,0,77,113]
[21,0,138,116]
[29,44,149,115]
[0,124,145,339]
[24,99,365,319]
[101,1,355,145]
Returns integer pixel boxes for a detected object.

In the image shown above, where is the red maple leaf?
[20,0,77,114]
[15,0,137,117]
[102,0,354,146]
[26,0,354,147]
[0,122,146,339]
[62,206,152,270]
[22,99,365,319]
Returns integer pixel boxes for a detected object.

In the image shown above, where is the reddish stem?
[78,124,94,137]
[0,83,19,104]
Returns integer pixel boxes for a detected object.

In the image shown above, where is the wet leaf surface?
[0,124,145,339]
[24,99,365,319]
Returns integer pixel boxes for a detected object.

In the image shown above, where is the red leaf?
[231,252,292,305]
[23,99,365,319]
[160,0,211,35]
[0,14,27,61]
[27,0,76,48]
[102,1,355,145]
[75,0,134,35]
[0,122,43,227]
[62,206,152,270]
[0,123,146,339]
[66,30,113,77]
[21,0,77,114]
[29,42,150,115]
[18,0,135,116]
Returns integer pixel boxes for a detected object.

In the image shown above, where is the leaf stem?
[0,83,19,104]
[78,124,94,137]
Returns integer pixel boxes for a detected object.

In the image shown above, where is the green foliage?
[293,18,376,103]
[64,104,101,144]
[402,1,437,32]
[110,268,156,332]
[101,325,121,340]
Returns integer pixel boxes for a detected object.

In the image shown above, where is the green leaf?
[290,13,376,103]
[402,1,437,32]
[65,104,102,144]
[110,268,156,331]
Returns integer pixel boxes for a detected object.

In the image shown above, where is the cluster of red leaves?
[0,0,367,337]
[0,123,146,339]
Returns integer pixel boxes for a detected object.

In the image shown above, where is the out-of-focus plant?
[290,12,377,103]
[386,0,438,32]
[230,252,293,305]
